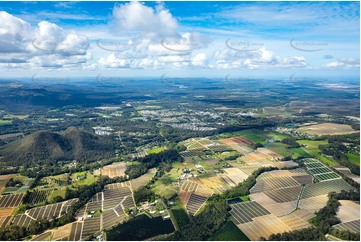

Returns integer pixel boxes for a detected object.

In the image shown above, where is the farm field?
[0,174,13,194]
[251,175,300,193]
[230,201,270,224]
[237,214,292,241]
[177,172,225,215]
[219,136,255,146]
[296,140,337,166]
[334,166,360,183]
[298,195,329,213]
[239,148,283,166]
[0,193,24,208]
[152,178,178,199]
[0,216,12,229]
[186,193,208,215]
[267,143,312,159]
[217,129,285,144]
[51,222,73,241]
[298,123,358,135]
[303,158,341,182]
[278,210,313,230]
[346,153,360,165]
[81,216,101,240]
[147,147,166,154]
[333,219,360,234]
[301,179,354,199]
[263,186,302,203]
[78,181,135,236]
[25,189,52,205]
[266,142,292,157]
[232,166,359,240]
[31,232,52,241]
[70,172,97,187]
[221,168,248,186]
[336,200,360,223]
[35,181,136,240]
[102,162,126,178]
[12,198,78,228]
[130,168,156,190]
[69,222,82,241]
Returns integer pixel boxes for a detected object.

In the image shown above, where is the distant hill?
[0,127,114,165]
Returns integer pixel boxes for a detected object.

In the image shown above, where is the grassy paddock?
[347,153,360,166]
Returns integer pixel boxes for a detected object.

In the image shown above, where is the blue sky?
[0,1,359,78]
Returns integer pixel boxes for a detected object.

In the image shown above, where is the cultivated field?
[102,162,126,178]
[239,148,284,166]
[0,193,24,207]
[278,209,313,230]
[298,123,358,135]
[230,201,270,224]
[31,231,52,241]
[12,214,35,228]
[264,186,302,203]
[130,168,156,190]
[0,215,12,229]
[333,219,360,234]
[32,181,136,240]
[334,166,360,184]
[303,158,340,182]
[336,200,360,223]
[12,198,78,228]
[81,216,101,240]
[179,177,215,215]
[233,167,357,240]
[301,179,354,199]
[76,181,135,237]
[298,195,329,213]
[0,174,13,193]
[236,214,291,240]
[186,193,208,215]
[69,222,82,241]
[219,136,255,146]
[251,176,300,193]
[221,168,248,185]
[26,189,52,205]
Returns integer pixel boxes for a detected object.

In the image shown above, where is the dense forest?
[172,196,230,240]
[125,149,183,179]
[0,127,114,166]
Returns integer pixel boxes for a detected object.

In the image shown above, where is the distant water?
[227,197,244,204]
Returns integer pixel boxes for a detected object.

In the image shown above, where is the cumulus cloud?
[1,3,355,73]
[191,53,207,67]
[213,46,307,69]
[112,1,178,39]
[0,11,31,54]
[0,11,91,69]
[97,1,210,70]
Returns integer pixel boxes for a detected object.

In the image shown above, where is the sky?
[0,1,359,79]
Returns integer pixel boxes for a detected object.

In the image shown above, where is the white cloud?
[112,1,178,39]
[212,46,307,69]
[191,53,207,67]
[0,11,91,69]
[323,58,360,69]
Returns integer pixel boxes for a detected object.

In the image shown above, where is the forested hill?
[0,127,114,166]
